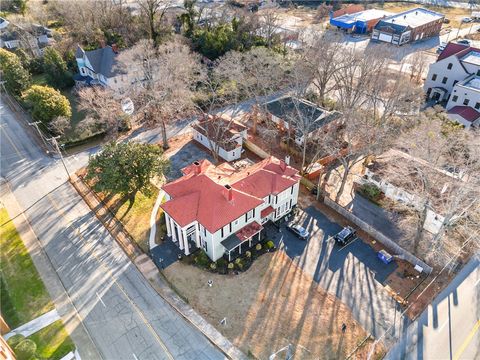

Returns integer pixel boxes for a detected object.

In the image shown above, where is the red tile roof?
[260,206,274,218]
[437,43,469,61]
[448,106,480,123]
[236,221,263,242]
[161,156,300,233]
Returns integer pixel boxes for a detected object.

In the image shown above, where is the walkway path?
[149,189,165,250]
[5,309,60,340]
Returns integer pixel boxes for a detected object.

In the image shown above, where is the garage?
[378,32,393,43]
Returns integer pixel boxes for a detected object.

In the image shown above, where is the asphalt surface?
[272,206,405,344]
[0,97,225,360]
[386,256,480,360]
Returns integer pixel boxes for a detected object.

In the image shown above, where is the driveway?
[271,206,406,344]
[166,141,215,180]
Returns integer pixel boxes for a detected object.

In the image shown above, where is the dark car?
[457,39,471,46]
[286,224,309,240]
[333,226,357,246]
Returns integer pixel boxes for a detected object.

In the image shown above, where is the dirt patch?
[164,250,384,359]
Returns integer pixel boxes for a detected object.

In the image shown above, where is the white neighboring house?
[160,156,301,261]
[424,42,480,128]
[74,44,132,92]
[191,115,248,162]
[263,96,341,146]
[359,149,471,234]
[0,19,52,57]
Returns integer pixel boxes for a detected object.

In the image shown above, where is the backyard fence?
[243,139,270,159]
[323,196,433,274]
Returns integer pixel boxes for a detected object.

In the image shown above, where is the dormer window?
[447,63,453,70]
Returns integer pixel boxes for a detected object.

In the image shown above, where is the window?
[246,209,253,221]
[441,77,448,84]
[221,227,224,237]
[290,185,294,195]
[475,102,480,110]
[463,99,470,106]
[477,69,480,76]
[453,80,458,87]
[431,74,437,81]
[447,63,453,70]
[452,95,458,102]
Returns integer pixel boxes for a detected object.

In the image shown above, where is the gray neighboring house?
[263,96,342,146]
[74,44,132,92]
[0,17,53,57]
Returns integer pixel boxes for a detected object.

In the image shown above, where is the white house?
[424,42,480,127]
[160,156,301,261]
[191,115,248,162]
[263,96,341,146]
[74,44,131,92]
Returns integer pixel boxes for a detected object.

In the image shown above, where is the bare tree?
[381,113,480,264]
[138,0,172,44]
[301,32,345,105]
[77,86,124,138]
[258,8,281,48]
[214,47,291,134]
[118,38,200,148]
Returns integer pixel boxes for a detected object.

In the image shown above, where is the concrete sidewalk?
[5,309,60,340]
[0,183,102,360]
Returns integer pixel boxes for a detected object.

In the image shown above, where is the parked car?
[286,224,309,240]
[333,226,357,246]
[461,17,473,23]
[457,39,471,46]
[436,42,447,53]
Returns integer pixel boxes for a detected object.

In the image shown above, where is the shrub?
[255,243,262,251]
[22,85,71,124]
[227,262,234,269]
[265,240,275,250]
[14,339,37,360]
[210,262,217,270]
[7,334,25,349]
[216,258,227,268]
[245,251,251,258]
[194,251,210,268]
[358,183,383,203]
[0,48,31,96]
[235,258,244,271]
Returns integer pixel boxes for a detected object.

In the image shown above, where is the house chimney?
[224,184,234,201]
[280,160,287,171]
[285,155,290,165]
[112,43,118,53]
[193,161,201,174]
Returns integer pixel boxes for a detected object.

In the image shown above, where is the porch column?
[165,213,171,236]
[171,219,178,243]
[177,226,184,250]
[182,229,190,255]
[195,224,201,247]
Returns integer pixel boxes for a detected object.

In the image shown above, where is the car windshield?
[338,228,351,239]
[294,225,307,234]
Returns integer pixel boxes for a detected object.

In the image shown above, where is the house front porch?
[221,221,264,262]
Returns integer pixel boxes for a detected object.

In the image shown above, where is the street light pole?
[49,136,70,178]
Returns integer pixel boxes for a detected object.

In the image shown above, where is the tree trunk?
[301,142,307,176]
[161,119,169,150]
[335,167,349,203]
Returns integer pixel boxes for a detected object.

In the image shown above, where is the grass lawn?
[28,320,75,360]
[0,208,75,360]
[101,188,166,253]
[0,208,54,327]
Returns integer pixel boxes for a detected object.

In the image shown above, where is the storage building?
[372,7,444,45]
[330,8,392,34]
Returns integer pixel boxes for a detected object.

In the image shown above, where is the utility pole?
[28,121,50,151]
[49,136,70,178]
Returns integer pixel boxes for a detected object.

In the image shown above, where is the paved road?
[270,206,406,345]
[386,256,480,360]
[0,98,225,360]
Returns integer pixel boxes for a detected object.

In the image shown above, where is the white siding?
[424,56,470,99]
[192,128,242,162]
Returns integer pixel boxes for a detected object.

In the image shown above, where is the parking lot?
[271,205,406,342]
